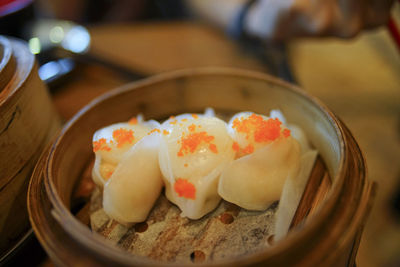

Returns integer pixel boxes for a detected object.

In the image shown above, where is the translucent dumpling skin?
[103,133,163,224]
[91,117,159,187]
[91,109,315,227]
[159,114,235,219]
[218,137,300,210]
[218,112,301,210]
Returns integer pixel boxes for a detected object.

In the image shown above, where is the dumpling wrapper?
[218,136,301,210]
[218,111,301,210]
[274,149,318,241]
[159,114,235,219]
[92,117,159,187]
[270,110,319,240]
[102,132,163,224]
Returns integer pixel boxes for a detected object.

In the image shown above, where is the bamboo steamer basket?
[0,36,60,259]
[28,68,374,266]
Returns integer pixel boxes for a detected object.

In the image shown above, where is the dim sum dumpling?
[102,131,163,224]
[159,113,235,219]
[274,149,317,241]
[269,110,318,240]
[270,109,312,153]
[91,116,159,187]
[218,111,301,210]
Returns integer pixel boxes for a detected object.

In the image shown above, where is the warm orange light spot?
[232,142,240,152]
[283,128,291,138]
[163,130,169,135]
[209,143,218,154]
[177,131,216,156]
[128,117,138,125]
[148,128,161,135]
[93,138,111,152]
[112,128,134,148]
[232,114,283,143]
[181,118,188,122]
[184,163,188,167]
[174,178,196,199]
[188,124,196,132]
[191,114,198,119]
[170,120,177,125]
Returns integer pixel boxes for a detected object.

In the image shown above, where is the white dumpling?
[159,113,235,219]
[269,109,312,153]
[91,116,159,187]
[102,132,163,224]
[269,111,318,240]
[218,111,301,210]
[274,149,317,241]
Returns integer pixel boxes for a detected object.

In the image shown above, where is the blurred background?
[0,0,399,266]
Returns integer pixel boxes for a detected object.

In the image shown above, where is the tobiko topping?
[232,142,240,152]
[174,178,196,199]
[283,128,291,138]
[188,124,196,132]
[177,131,217,157]
[93,138,111,152]
[233,114,290,143]
[242,144,254,155]
[148,128,161,135]
[105,171,113,179]
[128,117,138,125]
[112,128,134,148]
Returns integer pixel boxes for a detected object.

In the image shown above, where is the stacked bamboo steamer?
[0,35,60,259]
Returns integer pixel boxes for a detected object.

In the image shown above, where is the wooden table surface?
[50,21,400,267]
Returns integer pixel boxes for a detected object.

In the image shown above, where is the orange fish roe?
[105,171,113,179]
[242,144,254,155]
[170,120,177,125]
[233,114,283,143]
[254,118,282,142]
[177,131,216,157]
[93,138,111,152]
[188,124,196,132]
[174,178,196,199]
[209,143,218,153]
[181,118,188,122]
[191,114,198,119]
[232,142,255,156]
[128,117,138,125]
[112,128,134,148]
[232,142,240,152]
[148,128,161,135]
[163,130,169,135]
[283,128,291,138]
